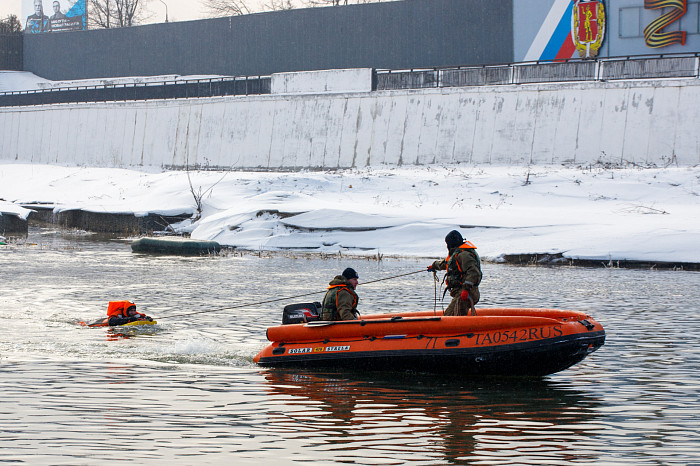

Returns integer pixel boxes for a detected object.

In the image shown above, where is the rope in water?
[162,269,427,319]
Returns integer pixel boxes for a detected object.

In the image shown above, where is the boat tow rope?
[162,269,427,319]
[431,270,441,315]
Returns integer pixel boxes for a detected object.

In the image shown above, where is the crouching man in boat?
[321,268,360,321]
[428,230,482,316]
[106,300,154,326]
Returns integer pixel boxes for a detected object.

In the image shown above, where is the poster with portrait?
[22,0,86,33]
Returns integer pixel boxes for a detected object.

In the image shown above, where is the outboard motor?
[282,302,322,324]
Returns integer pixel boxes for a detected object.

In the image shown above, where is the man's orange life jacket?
[322,284,359,321]
[107,300,143,318]
[445,241,480,291]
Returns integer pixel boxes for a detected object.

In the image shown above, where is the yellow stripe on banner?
[643,0,687,48]
[645,0,685,8]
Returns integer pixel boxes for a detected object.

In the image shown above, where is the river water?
[1,228,699,465]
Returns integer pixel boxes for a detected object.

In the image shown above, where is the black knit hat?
[445,230,464,249]
[342,267,359,280]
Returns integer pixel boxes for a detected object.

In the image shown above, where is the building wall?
[2,74,698,168]
[20,0,700,82]
[0,34,22,71]
[22,0,513,81]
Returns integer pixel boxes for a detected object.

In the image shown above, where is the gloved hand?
[427,265,436,272]
[460,289,470,302]
[143,316,152,321]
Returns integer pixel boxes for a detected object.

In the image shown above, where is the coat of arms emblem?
[572,0,606,59]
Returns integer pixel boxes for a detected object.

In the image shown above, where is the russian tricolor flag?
[523,0,577,62]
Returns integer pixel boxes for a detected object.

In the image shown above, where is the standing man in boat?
[321,268,360,321]
[428,230,482,316]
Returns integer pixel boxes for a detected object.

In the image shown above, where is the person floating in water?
[79,301,155,327]
[106,301,154,326]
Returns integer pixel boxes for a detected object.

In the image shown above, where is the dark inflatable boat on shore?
[254,305,605,376]
[131,237,221,255]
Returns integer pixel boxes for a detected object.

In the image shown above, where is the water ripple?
[1,230,700,464]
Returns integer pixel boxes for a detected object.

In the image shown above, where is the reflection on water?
[105,325,161,340]
[0,360,605,465]
[1,227,700,464]
[261,369,603,464]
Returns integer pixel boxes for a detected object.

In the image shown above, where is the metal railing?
[2,53,700,107]
[600,55,698,80]
[375,53,700,91]
[0,75,271,107]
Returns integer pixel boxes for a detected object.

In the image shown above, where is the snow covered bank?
[0,200,32,220]
[1,162,699,265]
[0,71,221,93]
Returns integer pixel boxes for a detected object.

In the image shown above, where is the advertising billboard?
[23,0,86,33]
[515,0,699,61]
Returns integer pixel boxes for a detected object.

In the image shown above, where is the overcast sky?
[0,0,234,25]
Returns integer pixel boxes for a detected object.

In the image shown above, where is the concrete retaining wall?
[271,69,373,95]
[2,76,699,168]
[25,206,191,234]
[0,213,27,235]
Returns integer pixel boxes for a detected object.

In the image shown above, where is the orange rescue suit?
[107,301,143,318]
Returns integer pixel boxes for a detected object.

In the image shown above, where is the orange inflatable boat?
[254,305,605,376]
